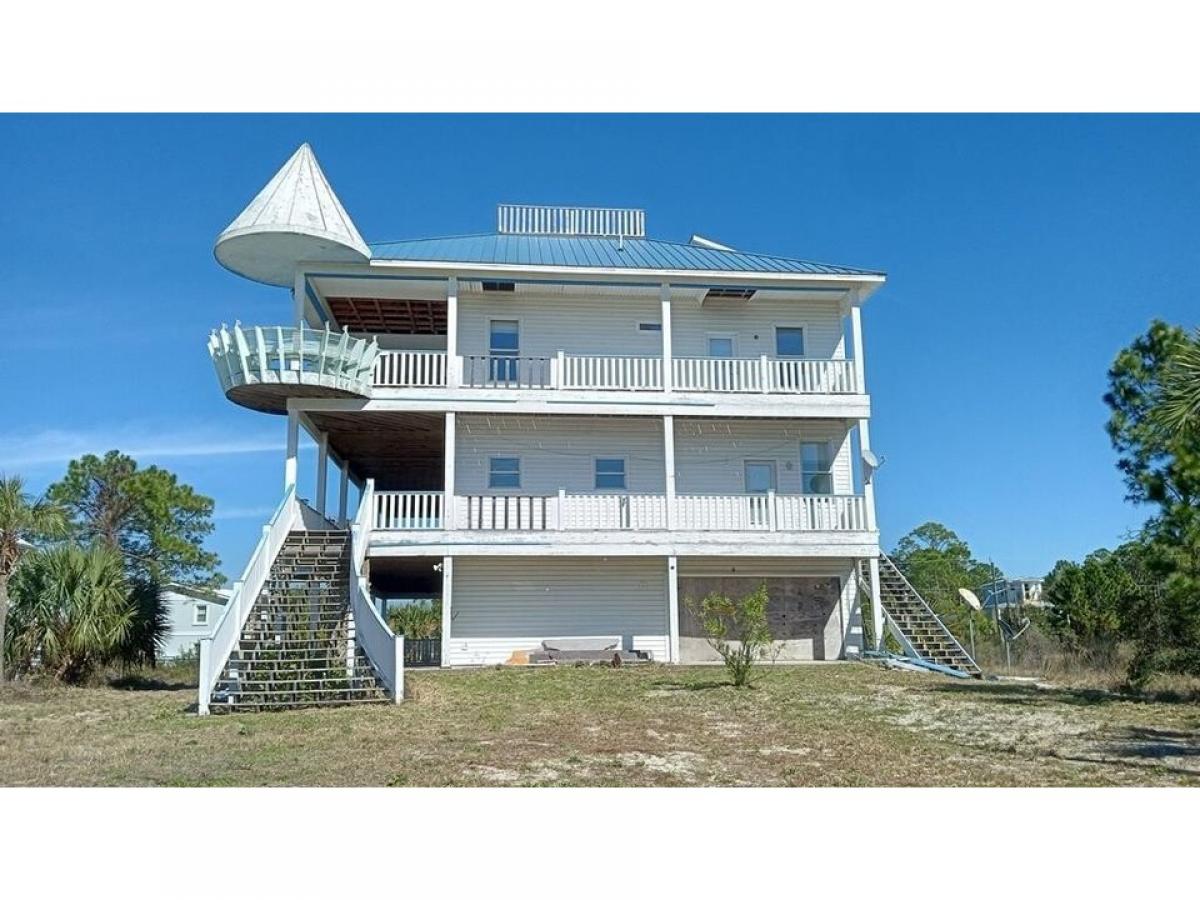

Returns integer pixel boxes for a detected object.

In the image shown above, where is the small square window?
[776,327,805,357]
[489,457,521,489]
[708,336,734,358]
[594,458,627,490]
[193,603,209,626]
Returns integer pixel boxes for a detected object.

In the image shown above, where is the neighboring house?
[981,578,1046,612]
[196,142,949,711]
[160,585,230,660]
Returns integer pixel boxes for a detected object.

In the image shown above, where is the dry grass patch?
[1,663,1198,786]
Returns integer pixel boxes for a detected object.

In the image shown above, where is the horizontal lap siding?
[449,557,669,665]
[457,414,667,495]
[674,419,853,494]
[670,295,845,359]
[459,292,662,359]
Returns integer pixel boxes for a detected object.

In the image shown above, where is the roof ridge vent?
[497,203,645,238]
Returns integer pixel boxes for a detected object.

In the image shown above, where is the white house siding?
[456,414,667,495]
[675,556,860,662]
[673,418,854,495]
[159,590,226,659]
[458,291,663,359]
[669,294,846,360]
[448,556,669,665]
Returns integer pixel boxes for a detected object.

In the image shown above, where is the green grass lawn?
[2,662,1198,786]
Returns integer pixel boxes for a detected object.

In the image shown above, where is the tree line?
[0,451,220,683]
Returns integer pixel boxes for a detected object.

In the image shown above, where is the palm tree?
[0,475,67,681]
[1160,330,1200,435]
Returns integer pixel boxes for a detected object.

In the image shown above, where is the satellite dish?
[958,588,982,611]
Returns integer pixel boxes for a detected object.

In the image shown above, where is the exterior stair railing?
[349,478,404,701]
[208,322,380,398]
[198,485,301,714]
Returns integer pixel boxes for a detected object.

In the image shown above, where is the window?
[638,322,662,333]
[744,460,777,494]
[193,603,209,626]
[707,335,735,358]
[488,457,521,489]
[489,319,520,381]
[704,287,756,301]
[481,280,515,292]
[594,458,627,490]
[801,442,834,494]
[775,327,805,357]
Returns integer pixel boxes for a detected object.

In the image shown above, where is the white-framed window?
[488,319,520,381]
[707,334,736,358]
[193,603,209,626]
[743,459,778,494]
[488,456,521,489]
[594,457,628,490]
[801,442,834,494]
[637,322,662,333]
[775,326,805,358]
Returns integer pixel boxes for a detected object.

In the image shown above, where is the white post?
[555,349,565,389]
[284,408,299,492]
[760,354,771,393]
[660,283,673,392]
[767,488,777,531]
[841,570,861,659]
[557,488,567,530]
[337,459,350,527]
[667,556,680,663]
[868,556,884,652]
[440,556,453,668]
[663,415,677,529]
[849,301,867,394]
[197,638,212,715]
[393,634,405,703]
[316,430,329,517]
[443,412,456,530]
[293,270,307,328]
[446,276,459,388]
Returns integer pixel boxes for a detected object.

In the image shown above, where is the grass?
[1,662,1199,786]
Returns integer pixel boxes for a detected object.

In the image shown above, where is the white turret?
[214,143,371,286]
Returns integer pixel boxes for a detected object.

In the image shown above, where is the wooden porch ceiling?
[307,411,445,490]
[326,297,448,335]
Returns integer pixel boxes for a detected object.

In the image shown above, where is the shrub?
[687,581,777,687]
[386,599,441,639]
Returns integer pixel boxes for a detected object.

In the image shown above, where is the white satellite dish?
[957,588,982,611]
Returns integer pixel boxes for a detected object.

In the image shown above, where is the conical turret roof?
[214,143,371,286]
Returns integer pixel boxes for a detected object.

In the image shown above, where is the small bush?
[687,581,777,687]
[386,600,441,639]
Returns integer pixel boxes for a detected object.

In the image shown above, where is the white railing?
[560,493,668,530]
[374,351,448,388]
[197,485,301,715]
[497,203,646,238]
[351,478,404,701]
[767,359,858,394]
[369,491,868,533]
[374,491,444,530]
[208,322,379,399]
[673,357,764,393]
[560,354,663,391]
[461,355,553,389]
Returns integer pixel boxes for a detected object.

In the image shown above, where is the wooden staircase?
[862,553,982,677]
[209,530,390,712]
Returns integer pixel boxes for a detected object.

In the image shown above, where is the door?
[489,319,520,384]
[743,460,777,527]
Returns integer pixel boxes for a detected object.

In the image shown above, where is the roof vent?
[497,204,645,238]
[481,280,516,293]
[704,287,757,301]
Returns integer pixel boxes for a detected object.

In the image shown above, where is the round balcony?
[208,323,378,414]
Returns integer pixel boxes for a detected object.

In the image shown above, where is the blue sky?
[1,114,1197,578]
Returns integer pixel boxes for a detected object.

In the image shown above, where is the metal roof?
[368,233,882,277]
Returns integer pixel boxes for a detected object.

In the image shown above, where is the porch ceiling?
[307,411,444,489]
[327,296,448,335]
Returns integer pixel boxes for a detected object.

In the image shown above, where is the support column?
[293,270,307,329]
[667,556,680,663]
[868,556,884,652]
[445,276,459,388]
[337,459,350,526]
[663,415,677,529]
[284,408,299,492]
[440,556,453,668]
[316,430,329,516]
[443,412,457,530]
[660,282,673,392]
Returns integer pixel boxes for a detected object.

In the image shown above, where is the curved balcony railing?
[209,322,380,412]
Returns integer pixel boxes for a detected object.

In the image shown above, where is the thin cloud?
[213,504,278,521]
[0,425,285,470]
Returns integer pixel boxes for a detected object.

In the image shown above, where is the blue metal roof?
[368,234,882,277]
